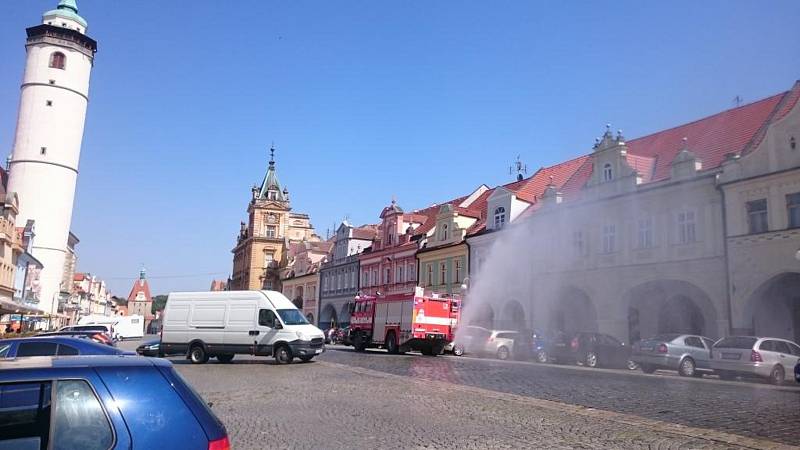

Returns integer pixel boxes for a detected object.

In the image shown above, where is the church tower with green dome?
[6,0,97,317]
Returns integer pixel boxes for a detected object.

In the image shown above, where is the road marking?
[319,360,798,450]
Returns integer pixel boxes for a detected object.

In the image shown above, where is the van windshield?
[277,309,309,326]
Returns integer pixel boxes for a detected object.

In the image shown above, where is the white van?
[76,314,145,340]
[161,290,325,364]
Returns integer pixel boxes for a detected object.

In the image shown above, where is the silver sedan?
[631,334,715,377]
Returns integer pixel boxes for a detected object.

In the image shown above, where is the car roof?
[1,336,98,345]
[0,355,172,371]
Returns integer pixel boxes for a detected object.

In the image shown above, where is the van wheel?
[386,332,399,355]
[275,345,293,364]
[216,354,234,364]
[189,344,209,364]
[770,365,785,385]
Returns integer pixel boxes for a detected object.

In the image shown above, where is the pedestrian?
[4,323,11,334]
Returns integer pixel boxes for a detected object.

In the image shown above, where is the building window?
[396,265,403,283]
[350,270,356,289]
[602,224,616,253]
[362,271,368,287]
[602,163,613,182]
[455,259,462,284]
[266,225,276,238]
[426,264,433,286]
[323,276,328,292]
[494,207,506,229]
[49,52,66,70]
[439,223,449,241]
[746,199,768,234]
[337,273,343,290]
[372,269,378,286]
[677,211,696,244]
[572,231,585,256]
[384,267,391,284]
[787,193,800,229]
[407,263,415,282]
[264,251,274,267]
[637,217,653,249]
[439,262,447,285]
[268,191,277,200]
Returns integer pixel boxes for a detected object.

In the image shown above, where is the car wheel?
[640,363,656,374]
[678,357,696,377]
[453,344,465,356]
[216,354,234,364]
[496,346,510,360]
[386,332,399,355]
[275,345,294,364]
[189,344,208,364]
[627,360,639,371]
[770,365,785,386]
[536,350,548,363]
[299,356,314,363]
[585,351,598,368]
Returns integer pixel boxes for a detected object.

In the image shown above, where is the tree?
[152,295,168,315]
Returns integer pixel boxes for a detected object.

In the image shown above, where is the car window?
[773,341,791,354]
[258,309,277,327]
[277,309,309,325]
[714,337,757,349]
[57,344,79,356]
[17,342,59,357]
[758,340,775,352]
[52,380,114,450]
[0,343,10,358]
[701,337,715,349]
[684,337,704,348]
[496,333,516,340]
[0,382,52,449]
[787,342,800,356]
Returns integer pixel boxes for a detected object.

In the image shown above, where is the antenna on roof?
[509,155,528,181]
[733,95,742,107]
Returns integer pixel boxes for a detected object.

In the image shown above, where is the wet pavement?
[319,346,800,446]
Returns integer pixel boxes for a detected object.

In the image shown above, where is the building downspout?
[717,181,735,336]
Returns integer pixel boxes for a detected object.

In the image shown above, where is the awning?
[0,298,45,316]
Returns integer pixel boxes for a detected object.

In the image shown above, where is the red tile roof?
[127,278,152,303]
[557,81,800,200]
[352,226,378,240]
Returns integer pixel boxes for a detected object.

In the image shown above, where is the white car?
[710,336,800,385]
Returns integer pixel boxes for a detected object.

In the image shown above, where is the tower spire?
[269,142,275,168]
[58,0,79,13]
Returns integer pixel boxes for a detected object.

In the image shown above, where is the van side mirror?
[274,322,283,330]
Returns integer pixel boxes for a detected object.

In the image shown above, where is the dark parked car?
[136,338,162,357]
[543,332,633,369]
[795,360,800,383]
[38,330,115,346]
[0,356,230,450]
[632,334,715,377]
[0,336,130,359]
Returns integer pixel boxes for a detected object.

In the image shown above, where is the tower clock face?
[267,214,277,224]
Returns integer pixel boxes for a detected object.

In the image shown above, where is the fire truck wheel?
[353,334,366,352]
[386,332,399,354]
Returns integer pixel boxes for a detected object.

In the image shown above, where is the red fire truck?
[348,287,460,356]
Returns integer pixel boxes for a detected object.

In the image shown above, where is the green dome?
[43,0,88,28]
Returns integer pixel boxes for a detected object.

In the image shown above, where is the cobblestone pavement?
[120,339,799,449]
[319,347,800,447]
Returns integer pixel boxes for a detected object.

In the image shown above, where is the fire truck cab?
[348,287,460,356]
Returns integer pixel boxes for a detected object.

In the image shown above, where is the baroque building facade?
[229,147,320,291]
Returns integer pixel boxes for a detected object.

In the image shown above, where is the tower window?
[46,100,53,107]
[49,52,66,70]
[40,147,47,155]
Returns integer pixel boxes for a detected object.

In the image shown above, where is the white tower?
[7,0,97,317]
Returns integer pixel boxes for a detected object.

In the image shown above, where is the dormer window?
[494,207,506,229]
[49,52,66,70]
[268,191,277,200]
[602,163,613,182]
[439,223,449,241]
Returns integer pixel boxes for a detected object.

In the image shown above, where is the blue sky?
[1,1,798,296]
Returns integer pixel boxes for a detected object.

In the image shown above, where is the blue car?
[0,336,131,359]
[0,356,230,450]
[795,360,800,383]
